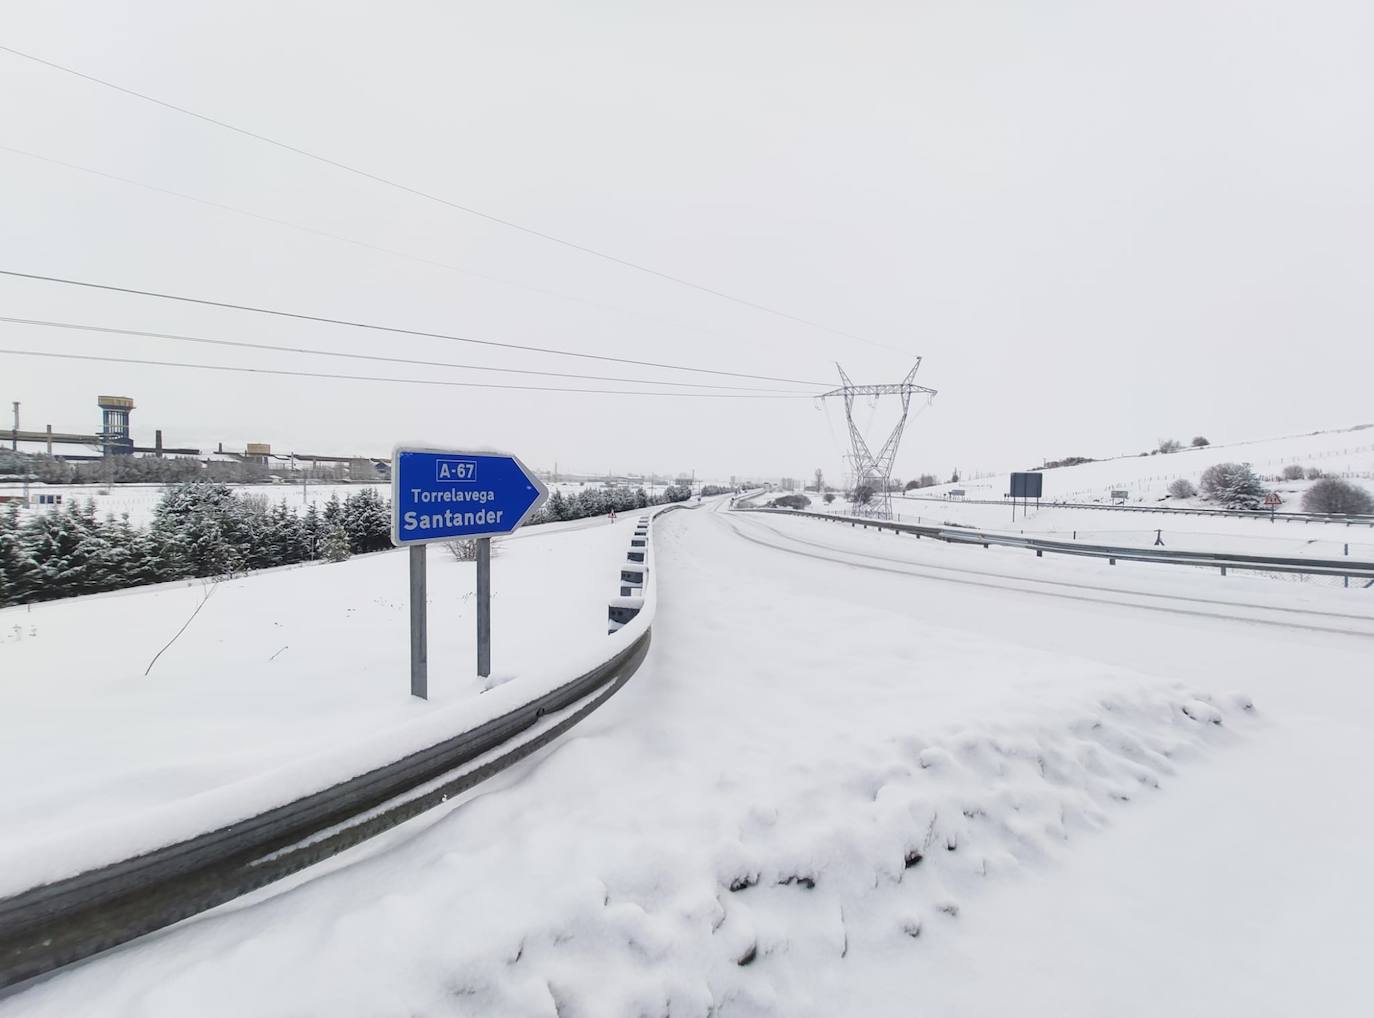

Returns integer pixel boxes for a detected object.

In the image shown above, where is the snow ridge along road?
[0,506,691,990]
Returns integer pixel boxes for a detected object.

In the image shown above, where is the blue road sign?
[390,447,549,546]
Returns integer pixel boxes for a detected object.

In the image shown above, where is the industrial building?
[5,394,390,479]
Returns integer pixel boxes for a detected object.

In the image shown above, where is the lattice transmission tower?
[818,361,938,519]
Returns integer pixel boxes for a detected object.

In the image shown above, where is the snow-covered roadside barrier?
[739,506,1374,584]
[0,512,694,984]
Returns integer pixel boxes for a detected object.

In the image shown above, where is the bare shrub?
[446,539,499,561]
[1168,478,1197,499]
[1302,478,1374,515]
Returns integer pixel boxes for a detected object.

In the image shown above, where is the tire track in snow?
[735,513,1374,623]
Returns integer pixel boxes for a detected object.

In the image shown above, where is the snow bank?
[0,513,663,897]
[342,686,1249,1017]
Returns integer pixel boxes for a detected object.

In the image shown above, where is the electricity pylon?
[818,361,937,519]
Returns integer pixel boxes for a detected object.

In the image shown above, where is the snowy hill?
[927,425,1374,504]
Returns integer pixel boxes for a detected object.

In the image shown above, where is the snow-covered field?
[7,500,1371,1016]
[928,424,1374,504]
[0,514,651,896]
[782,427,1374,579]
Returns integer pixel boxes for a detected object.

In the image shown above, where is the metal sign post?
[390,447,548,698]
[1009,472,1044,522]
[476,537,491,677]
[409,545,428,697]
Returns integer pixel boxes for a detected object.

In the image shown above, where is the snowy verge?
[0,514,671,900]
[389,685,1254,1016]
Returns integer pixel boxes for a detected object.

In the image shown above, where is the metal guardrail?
[0,635,650,988]
[738,508,1374,581]
[0,508,696,989]
[897,494,1374,527]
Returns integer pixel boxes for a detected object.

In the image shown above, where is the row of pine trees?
[0,482,692,608]
[535,484,689,522]
[0,485,390,608]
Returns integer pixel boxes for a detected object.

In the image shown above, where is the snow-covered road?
[5,502,1370,1016]
[717,506,1374,1014]
[727,510,1374,636]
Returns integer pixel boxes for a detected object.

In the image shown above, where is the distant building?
[96,395,135,455]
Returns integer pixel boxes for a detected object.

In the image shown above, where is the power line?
[0,315,801,392]
[0,347,816,398]
[0,269,828,387]
[0,143,760,352]
[0,43,907,356]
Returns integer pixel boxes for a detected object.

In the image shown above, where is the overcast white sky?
[2,0,1371,482]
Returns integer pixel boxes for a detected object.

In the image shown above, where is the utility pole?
[10,402,18,451]
[817,362,939,519]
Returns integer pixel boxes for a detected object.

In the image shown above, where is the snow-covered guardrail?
[0,505,695,989]
[738,507,1374,582]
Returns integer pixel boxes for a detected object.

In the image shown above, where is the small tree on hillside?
[852,484,875,506]
[576,487,606,517]
[301,504,323,559]
[1168,478,1197,499]
[320,524,352,562]
[546,489,571,521]
[1191,436,1210,448]
[1302,478,1374,515]
[341,488,391,553]
[1199,462,1265,509]
[152,484,246,578]
[823,492,836,504]
[1305,467,1324,480]
[1281,464,1306,481]
[21,502,109,598]
[1158,438,1183,454]
[0,504,30,606]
